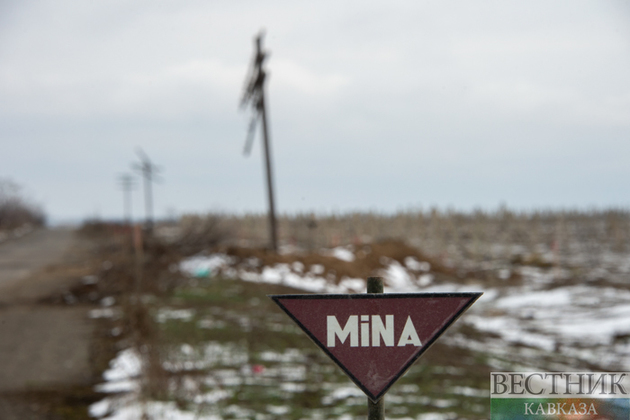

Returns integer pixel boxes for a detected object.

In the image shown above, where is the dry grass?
[218,239,453,286]
[177,208,630,268]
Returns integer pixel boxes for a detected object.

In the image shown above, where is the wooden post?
[143,169,153,235]
[133,223,143,296]
[241,33,278,252]
[258,76,278,253]
[367,276,384,420]
[132,150,159,237]
[118,174,134,227]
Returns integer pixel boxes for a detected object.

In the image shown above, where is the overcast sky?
[1,1,629,223]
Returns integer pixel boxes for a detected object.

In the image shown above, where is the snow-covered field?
[178,245,630,370]
[90,238,630,419]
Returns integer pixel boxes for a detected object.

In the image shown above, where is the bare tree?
[0,178,46,230]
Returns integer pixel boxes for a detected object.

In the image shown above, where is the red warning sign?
[270,293,482,401]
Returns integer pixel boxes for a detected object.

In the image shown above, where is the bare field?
[7,211,621,418]
[179,209,630,283]
[84,209,630,419]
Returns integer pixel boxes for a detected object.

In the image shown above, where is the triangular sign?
[270,292,482,402]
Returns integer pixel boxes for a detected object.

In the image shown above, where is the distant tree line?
[0,178,46,230]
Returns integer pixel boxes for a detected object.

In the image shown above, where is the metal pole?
[257,38,278,252]
[367,276,384,420]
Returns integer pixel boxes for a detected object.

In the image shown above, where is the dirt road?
[0,228,96,419]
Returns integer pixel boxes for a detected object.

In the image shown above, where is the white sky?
[1,1,629,222]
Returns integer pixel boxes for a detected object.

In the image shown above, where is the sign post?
[367,277,385,420]
[270,279,482,418]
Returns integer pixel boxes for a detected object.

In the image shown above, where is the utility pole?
[132,149,161,235]
[118,173,135,227]
[241,31,278,252]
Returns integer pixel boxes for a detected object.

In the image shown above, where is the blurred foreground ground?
[1,210,630,419]
[86,211,630,420]
[0,229,100,419]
